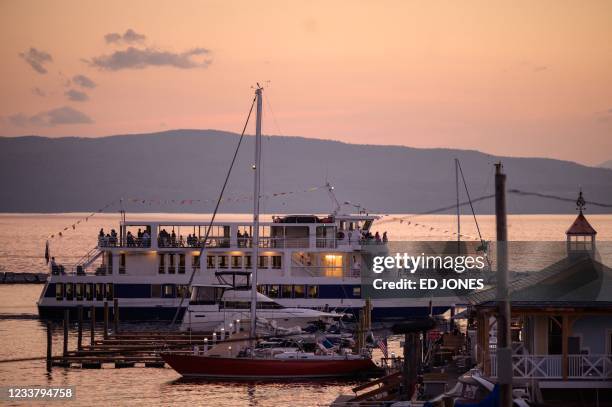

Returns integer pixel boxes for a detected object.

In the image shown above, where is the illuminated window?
[55,284,64,300]
[307,285,318,298]
[76,283,83,301]
[323,254,343,277]
[268,285,280,298]
[293,285,305,298]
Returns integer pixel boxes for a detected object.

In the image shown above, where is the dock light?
[212,332,217,344]
[236,319,240,333]
[220,327,226,341]
[228,323,233,338]
[203,338,209,351]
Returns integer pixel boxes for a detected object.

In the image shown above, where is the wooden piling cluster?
[46,301,229,370]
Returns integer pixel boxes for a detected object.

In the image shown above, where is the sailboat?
[161,86,380,379]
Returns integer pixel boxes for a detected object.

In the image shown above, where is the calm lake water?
[0,213,611,406]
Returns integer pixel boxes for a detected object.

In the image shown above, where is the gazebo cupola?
[566,190,597,257]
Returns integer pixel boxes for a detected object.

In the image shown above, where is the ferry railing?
[568,354,612,379]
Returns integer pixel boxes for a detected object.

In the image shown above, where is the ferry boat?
[38,212,451,321]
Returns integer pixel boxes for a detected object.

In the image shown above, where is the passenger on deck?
[110,229,118,246]
[374,232,381,243]
[98,229,105,246]
[382,231,388,244]
[50,256,58,274]
[243,231,250,247]
[179,235,185,247]
[126,231,135,247]
[171,230,177,247]
[142,230,150,247]
[237,230,243,247]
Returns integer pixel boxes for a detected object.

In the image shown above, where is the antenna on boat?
[326,182,341,216]
[250,84,264,344]
[455,159,461,252]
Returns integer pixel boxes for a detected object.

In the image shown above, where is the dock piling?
[113,298,119,334]
[46,321,52,372]
[77,306,83,351]
[103,301,109,339]
[90,305,95,347]
[63,309,69,357]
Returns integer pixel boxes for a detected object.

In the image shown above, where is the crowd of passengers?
[339,227,388,244]
[98,228,151,247]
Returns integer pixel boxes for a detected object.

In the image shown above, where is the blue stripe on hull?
[37,304,447,322]
[37,305,186,322]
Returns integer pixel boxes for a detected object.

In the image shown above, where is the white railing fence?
[490,354,612,379]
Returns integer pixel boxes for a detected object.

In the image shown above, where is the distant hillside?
[600,160,612,169]
[1,130,611,214]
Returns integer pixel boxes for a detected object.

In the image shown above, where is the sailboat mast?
[455,158,460,250]
[250,86,263,340]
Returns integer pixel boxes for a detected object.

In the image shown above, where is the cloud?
[32,87,46,97]
[88,46,211,70]
[105,28,146,44]
[19,47,53,74]
[65,89,89,102]
[8,106,93,127]
[72,74,96,88]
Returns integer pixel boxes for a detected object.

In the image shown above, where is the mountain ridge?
[1,130,611,214]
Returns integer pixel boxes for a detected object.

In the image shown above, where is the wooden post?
[46,321,52,372]
[63,309,69,357]
[77,306,83,351]
[495,162,512,407]
[113,298,119,334]
[90,305,95,348]
[562,314,569,380]
[103,301,109,339]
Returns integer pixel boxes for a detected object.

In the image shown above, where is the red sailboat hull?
[162,353,381,379]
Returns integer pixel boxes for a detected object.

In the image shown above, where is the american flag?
[377,337,388,358]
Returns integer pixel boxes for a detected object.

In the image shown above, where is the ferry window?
[76,283,84,301]
[268,285,280,298]
[107,252,113,275]
[162,284,175,298]
[65,283,74,300]
[307,285,318,298]
[231,256,242,269]
[207,255,215,269]
[151,284,162,298]
[178,254,185,274]
[193,253,200,270]
[191,286,223,305]
[158,254,165,274]
[257,285,267,295]
[55,283,64,300]
[85,283,93,301]
[95,283,104,300]
[105,283,114,300]
[119,253,126,274]
[245,255,252,269]
[218,256,228,269]
[293,285,305,298]
[168,254,176,274]
[352,286,361,298]
[258,256,269,269]
[177,285,191,299]
[271,256,282,269]
[281,285,293,298]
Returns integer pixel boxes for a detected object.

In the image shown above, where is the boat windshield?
[221,300,284,310]
[189,286,225,305]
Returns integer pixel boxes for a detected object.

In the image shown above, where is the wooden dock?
[46,302,239,370]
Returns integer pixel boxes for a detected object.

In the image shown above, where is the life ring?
[336,231,345,239]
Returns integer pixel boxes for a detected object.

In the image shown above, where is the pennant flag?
[45,241,50,265]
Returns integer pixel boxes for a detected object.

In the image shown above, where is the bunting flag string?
[379,215,485,242]
[46,200,117,239]
[125,185,326,207]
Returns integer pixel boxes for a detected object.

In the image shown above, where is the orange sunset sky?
[0,0,611,165]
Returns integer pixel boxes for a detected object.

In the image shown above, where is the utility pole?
[495,162,512,406]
